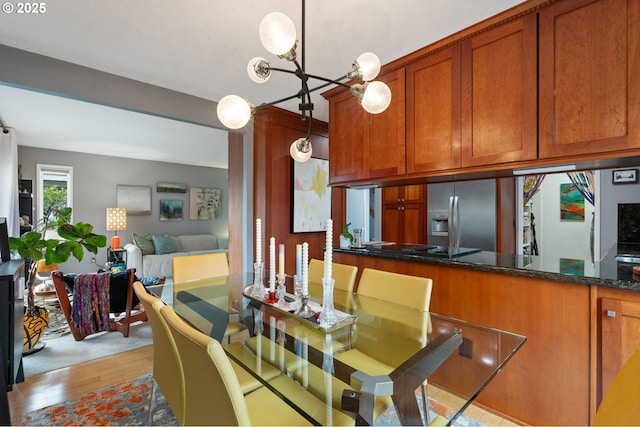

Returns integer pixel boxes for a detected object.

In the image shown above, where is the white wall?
[18,145,229,273]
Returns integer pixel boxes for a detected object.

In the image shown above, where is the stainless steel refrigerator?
[427,179,496,251]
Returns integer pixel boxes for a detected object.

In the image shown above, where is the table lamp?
[106,207,127,249]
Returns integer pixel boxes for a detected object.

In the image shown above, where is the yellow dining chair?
[172,252,230,282]
[594,348,640,426]
[172,253,244,341]
[159,304,312,426]
[308,258,358,293]
[337,268,433,422]
[133,281,185,425]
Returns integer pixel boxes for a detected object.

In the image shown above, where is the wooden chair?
[159,304,312,426]
[594,348,640,426]
[52,269,147,341]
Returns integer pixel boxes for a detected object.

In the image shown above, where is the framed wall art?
[116,185,151,215]
[560,183,584,220]
[291,157,331,233]
[159,199,183,221]
[612,169,638,185]
[189,187,222,220]
[156,182,188,193]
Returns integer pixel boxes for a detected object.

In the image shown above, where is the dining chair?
[337,268,434,422]
[172,253,244,341]
[159,304,313,426]
[594,348,640,426]
[133,281,185,425]
[308,258,358,293]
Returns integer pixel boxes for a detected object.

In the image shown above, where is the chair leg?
[148,378,158,425]
[421,382,431,425]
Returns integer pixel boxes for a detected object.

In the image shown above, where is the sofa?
[124,233,228,284]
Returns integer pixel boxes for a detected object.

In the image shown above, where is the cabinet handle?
[397,198,402,202]
[606,309,617,318]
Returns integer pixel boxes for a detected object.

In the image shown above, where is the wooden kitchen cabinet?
[539,0,640,159]
[406,45,462,173]
[327,69,405,185]
[382,185,427,243]
[460,14,538,167]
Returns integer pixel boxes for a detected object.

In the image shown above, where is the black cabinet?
[18,180,33,235]
[0,260,24,392]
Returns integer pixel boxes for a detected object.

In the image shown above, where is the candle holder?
[265,289,278,304]
[318,277,338,327]
[250,262,267,298]
[276,274,288,308]
[296,294,316,320]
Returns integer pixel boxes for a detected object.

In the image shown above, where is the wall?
[18,145,229,272]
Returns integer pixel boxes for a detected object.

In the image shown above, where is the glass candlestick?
[250,262,267,298]
[276,274,288,308]
[318,277,338,328]
[296,294,315,320]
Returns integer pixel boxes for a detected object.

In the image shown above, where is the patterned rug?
[22,374,482,426]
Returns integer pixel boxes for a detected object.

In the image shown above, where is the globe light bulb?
[356,52,381,81]
[217,95,252,129]
[259,12,297,56]
[247,57,271,83]
[290,138,312,162]
[360,81,392,114]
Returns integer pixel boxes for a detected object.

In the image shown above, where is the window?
[37,164,73,223]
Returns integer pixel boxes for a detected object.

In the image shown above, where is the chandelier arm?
[255,91,305,110]
[303,73,351,89]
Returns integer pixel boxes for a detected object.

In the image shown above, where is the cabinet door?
[328,89,367,184]
[401,204,426,243]
[367,68,406,178]
[382,187,402,204]
[539,0,640,158]
[382,205,401,242]
[461,14,538,167]
[600,297,640,400]
[403,185,425,204]
[406,45,462,173]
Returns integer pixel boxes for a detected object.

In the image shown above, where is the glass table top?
[147,272,525,426]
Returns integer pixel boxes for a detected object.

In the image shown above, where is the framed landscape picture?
[291,157,331,233]
[159,199,183,221]
[116,185,151,215]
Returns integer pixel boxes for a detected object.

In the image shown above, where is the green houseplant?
[10,207,107,351]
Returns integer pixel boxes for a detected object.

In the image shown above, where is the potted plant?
[340,223,354,248]
[9,207,107,352]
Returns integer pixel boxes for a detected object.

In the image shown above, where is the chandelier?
[216,0,392,162]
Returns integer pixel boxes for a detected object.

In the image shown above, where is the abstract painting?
[189,187,221,220]
[116,185,151,215]
[560,183,585,220]
[291,157,331,233]
[159,199,183,221]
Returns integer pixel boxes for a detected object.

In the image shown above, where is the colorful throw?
[71,272,111,337]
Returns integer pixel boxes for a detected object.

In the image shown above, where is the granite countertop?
[334,243,640,291]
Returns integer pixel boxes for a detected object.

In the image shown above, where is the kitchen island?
[333,244,640,426]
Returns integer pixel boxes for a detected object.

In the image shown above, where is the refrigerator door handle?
[448,196,455,247]
[453,196,460,247]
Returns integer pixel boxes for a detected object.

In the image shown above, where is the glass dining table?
[147,273,525,426]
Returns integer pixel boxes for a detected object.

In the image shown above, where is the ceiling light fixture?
[216,0,392,162]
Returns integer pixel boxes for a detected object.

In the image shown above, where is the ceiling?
[0,0,526,168]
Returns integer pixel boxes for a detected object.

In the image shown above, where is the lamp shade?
[360,81,392,114]
[290,138,312,162]
[106,208,127,231]
[217,95,253,129]
[356,52,381,81]
[247,57,271,83]
[259,12,297,56]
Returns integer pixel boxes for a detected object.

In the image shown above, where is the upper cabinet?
[539,0,640,158]
[460,14,538,167]
[328,69,405,185]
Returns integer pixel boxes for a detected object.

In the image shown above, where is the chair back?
[308,258,358,293]
[160,304,250,426]
[172,252,229,283]
[356,268,432,311]
[594,349,640,425]
[133,282,185,424]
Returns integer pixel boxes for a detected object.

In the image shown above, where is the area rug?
[22,321,152,377]
[22,373,482,426]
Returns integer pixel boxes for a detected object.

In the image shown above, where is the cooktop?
[367,243,481,259]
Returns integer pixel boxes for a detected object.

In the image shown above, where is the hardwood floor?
[8,345,153,426]
[9,344,518,426]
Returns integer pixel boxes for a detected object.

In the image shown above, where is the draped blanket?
[71,272,111,337]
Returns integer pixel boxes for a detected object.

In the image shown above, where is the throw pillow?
[132,233,155,256]
[151,233,176,255]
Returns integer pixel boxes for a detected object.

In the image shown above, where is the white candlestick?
[256,218,262,264]
[269,237,276,291]
[278,244,285,276]
[296,244,302,278]
[325,219,333,280]
[302,242,309,295]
